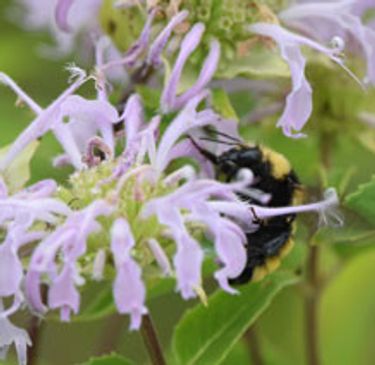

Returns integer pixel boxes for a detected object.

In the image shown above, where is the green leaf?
[211,89,238,121]
[321,247,375,365]
[345,176,375,225]
[220,341,251,365]
[256,286,306,365]
[78,353,134,365]
[0,140,39,193]
[315,218,375,259]
[76,284,116,322]
[172,271,299,365]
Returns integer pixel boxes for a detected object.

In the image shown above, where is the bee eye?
[238,148,262,165]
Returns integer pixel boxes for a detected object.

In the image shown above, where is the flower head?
[0,3,346,364]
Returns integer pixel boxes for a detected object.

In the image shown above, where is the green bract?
[57,160,180,280]
[0,141,39,193]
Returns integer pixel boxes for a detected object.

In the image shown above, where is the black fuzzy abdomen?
[229,218,293,284]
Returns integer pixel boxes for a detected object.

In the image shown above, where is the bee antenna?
[187,136,218,164]
[204,127,242,143]
[199,137,239,146]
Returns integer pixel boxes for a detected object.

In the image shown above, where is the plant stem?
[140,313,166,365]
[305,241,321,365]
[244,325,264,365]
[304,127,333,365]
[27,316,43,365]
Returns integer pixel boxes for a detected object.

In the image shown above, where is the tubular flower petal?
[25,229,76,314]
[153,90,228,174]
[279,1,375,85]
[55,0,75,32]
[92,249,106,281]
[0,310,31,365]
[147,239,173,276]
[173,39,221,110]
[174,232,204,299]
[58,95,119,156]
[25,200,113,314]
[0,178,7,198]
[142,177,253,297]
[120,93,145,147]
[249,22,352,137]
[250,188,341,225]
[187,208,247,294]
[0,238,23,298]
[147,10,189,67]
[0,72,42,114]
[111,218,147,330]
[48,264,80,321]
[161,23,206,113]
[0,67,88,171]
[101,8,157,71]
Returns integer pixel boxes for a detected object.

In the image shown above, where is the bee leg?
[250,206,262,225]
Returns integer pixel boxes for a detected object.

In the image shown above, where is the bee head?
[217,147,263,178]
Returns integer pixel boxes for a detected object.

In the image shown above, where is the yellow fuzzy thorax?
[260,145,292,180]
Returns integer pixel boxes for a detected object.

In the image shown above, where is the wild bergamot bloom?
[10,0,375,137]
[0,1,352,364]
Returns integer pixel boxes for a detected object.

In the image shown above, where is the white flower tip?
[318,188,344,228]
[283,126,307,139]
[330,36,345,52]
[323,187,339,205]
[65,64,86,83]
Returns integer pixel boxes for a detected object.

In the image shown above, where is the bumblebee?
[190,133,302,283]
